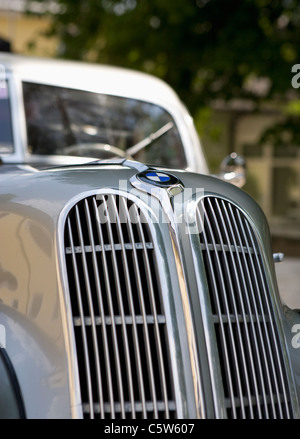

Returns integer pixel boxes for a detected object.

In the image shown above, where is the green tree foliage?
[27,0,300,138]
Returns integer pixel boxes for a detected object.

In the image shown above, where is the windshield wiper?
[126,121,174,156]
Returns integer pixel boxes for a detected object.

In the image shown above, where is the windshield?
[23,82,187,168]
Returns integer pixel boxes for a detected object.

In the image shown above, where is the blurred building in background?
[0,0,57,55]
[203,99,300,257]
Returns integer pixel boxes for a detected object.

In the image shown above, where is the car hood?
[0,160,265,224]
[0,160,263,221]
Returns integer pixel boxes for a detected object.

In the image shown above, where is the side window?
[0,78,14,154]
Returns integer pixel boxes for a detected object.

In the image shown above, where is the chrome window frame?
[0,77,14,155]
[0,72,26,162]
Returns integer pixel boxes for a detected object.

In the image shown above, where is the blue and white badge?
[137,169,181,187]
[145,172,171,183]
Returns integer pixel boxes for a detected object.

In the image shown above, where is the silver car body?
[0,54,299,419]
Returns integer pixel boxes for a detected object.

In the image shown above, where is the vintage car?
[0,53,299,419]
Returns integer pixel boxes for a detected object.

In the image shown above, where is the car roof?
[0,52,182,108]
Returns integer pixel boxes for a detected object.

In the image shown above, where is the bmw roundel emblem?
[137,169,181,187]
[145,172,171,183]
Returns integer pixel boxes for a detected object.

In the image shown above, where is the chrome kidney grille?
[63,194,176,419]
[197,196,294,419]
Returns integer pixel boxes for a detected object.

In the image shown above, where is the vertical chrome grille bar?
[202,199,247,417]
[224,201,271,416]
[209,198,254,418]
[219,199,264,418]
[86,199,115,418]
[75,205,104,418]
[92,197,116,417]
[93,195,125,417]
[132,202,170,418]
[106,195,137,418]
[129,202,158,418]
[99,195,127,418]
[196,204,237,417]
[197,196,294,419]
[242,212,291,417]
[119,196,147,418]
[67,217,94,418]
[232,206,278,416]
